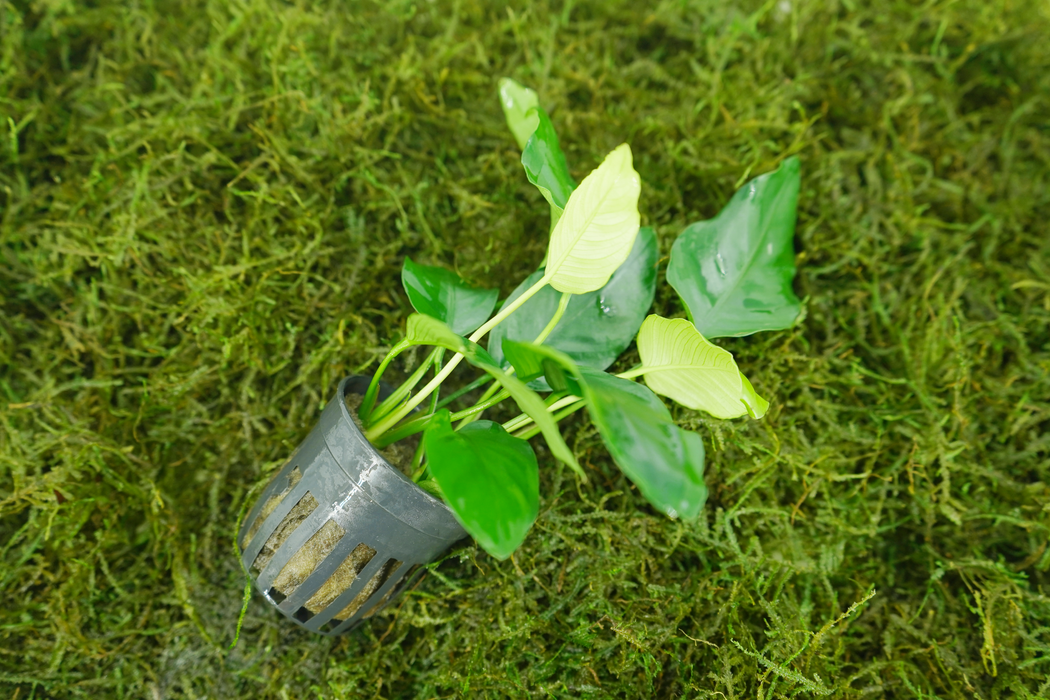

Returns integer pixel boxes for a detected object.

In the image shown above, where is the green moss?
[1,0,1048,697]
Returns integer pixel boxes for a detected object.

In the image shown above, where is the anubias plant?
[358,78,802,560]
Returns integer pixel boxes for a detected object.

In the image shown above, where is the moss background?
[2,0,1049,697]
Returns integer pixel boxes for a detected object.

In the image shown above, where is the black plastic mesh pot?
[237,376,466,635]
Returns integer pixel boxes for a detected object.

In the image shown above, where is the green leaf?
[496,341,708,519]
[424,410,538,560]
[498,77,540,151]
[487,227,657,378]
[739,374,770,420]
[464,346,584,479]
[579,368,708,519]
[521,107,575,231]
[403,315,583,477]
[544,144,641,295]
[500,339,581,396]
[402,258,499,336]
[667,157,801,338]
[636,315,768,419]
[405,313,469,353]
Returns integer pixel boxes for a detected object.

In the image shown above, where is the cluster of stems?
[357,276,593,484]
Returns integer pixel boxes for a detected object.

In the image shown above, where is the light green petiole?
[358,338,411,423]
[532,291,571,345]
[458,290,572,430]
[513,399,586,440]
[502,394,581,433]
[368,347,442,425]
[365,275,551,442]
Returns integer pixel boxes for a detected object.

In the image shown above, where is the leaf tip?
[740,374,770,419]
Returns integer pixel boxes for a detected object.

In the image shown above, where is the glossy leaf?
[402,258,499,336]
[667,157,802,338]
[579,368,708,519]
[636,315,768,419]
[496,342,709,519]
[487,227,657,376]
[522,107,575,231]
[544,143,641,294]
[498,77,540,151]
[403,315,583,477]
[424,410,538,560]
[465,346,584,479]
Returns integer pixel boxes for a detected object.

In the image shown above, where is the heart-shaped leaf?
[402,314,582,477]
[667,157,802,338]
[522,107,575,231]
[487,227,657,377]
[579,368,708,519]
[636,315,768,419]
[543,144,641,295]
[498,77,540,150]
[424,410,538,560]
[497,341,709,519]
[402,258,499,336]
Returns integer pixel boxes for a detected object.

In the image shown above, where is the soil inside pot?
[344,391,418,477]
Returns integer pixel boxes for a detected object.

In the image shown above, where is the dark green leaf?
[424,410,538,560]
[498,342,707,517]
[402,258,499,336]
[464,345,584,478]
[521,107,575,230]
[667,157,802,338]
[579,368,708,519]
[488,227,657,381]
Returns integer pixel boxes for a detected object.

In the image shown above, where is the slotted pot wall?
[238,376,467,635]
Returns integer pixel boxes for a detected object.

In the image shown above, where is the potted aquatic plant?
[236,78,802,636]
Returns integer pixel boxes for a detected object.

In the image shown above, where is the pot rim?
[334,375,454,515]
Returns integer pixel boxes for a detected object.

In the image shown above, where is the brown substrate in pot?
[344,392,418,477]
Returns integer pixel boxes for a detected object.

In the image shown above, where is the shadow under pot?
[237,376,467,635]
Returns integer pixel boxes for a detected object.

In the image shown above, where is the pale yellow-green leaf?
[498,78,540,151]
[543,143,641,294]
[739,373,769,419]
[636,315,768,419]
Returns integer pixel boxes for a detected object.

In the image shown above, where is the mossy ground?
[2,0,1049,697]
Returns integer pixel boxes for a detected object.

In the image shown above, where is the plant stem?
[369,347,440,424]
[452,389,510,425]
[503,394,581,433]
[461,291,572,428]
[435,374,493,409]
[359,338,410,423]
[533,291,571,345]
[513,399,586,440]
[427,349,445,415]
[409,349,445,483]
[468,274,550,344]
[365,276,550,442]
[615,365,647,380]
[456,375,505,429]
[475,378,504,405]
[373,388,511,448]
[373,413,434,448]
[409,438,427,481]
